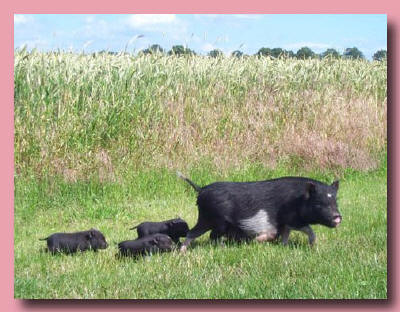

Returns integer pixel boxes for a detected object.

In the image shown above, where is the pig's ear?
[87,230,96,239]
[305,182,316,199]
[331,180,339,190]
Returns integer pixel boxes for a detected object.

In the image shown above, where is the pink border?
[4,1,396,310]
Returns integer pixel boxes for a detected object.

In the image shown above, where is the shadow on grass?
[179,236,313,252]
[38,247,108,256]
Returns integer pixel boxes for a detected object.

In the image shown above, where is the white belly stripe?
[238,210,276,236]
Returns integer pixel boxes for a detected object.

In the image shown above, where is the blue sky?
[14,14,387,59]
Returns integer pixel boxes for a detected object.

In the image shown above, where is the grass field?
[14,51,387,299]
[14,164,387,299]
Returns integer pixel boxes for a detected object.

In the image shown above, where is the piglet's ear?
[305,182,316,199]
[151,238,158,245]
[87,229,97,239]
[331,180,339,190]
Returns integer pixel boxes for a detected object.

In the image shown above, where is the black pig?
[39,228,108,254]
[177,172,341,251]
[130,218,189,244]
[118,233,173,257]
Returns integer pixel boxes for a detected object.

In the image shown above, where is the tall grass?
[14,50,387,181]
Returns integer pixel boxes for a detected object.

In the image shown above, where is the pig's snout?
[332,214,342,227]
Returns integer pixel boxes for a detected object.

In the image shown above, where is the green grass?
[14,164,387,299]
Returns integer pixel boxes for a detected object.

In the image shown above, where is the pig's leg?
[209,229,221,241]
[231,228,252,242]
[280,225,291,245]
[209,222,229,242]
[180,221,211,252]
[299,225,316,245]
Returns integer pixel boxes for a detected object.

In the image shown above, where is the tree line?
[129,44,386,61]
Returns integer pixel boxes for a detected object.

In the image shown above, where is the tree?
[270,48,284,58]
[142,44,164,55]
[208,49,223,58]
[168,45,196,56]
[168,45,185,56]
[373,49,387,61]
[343,47,364,59]
[231,50,244,58]
[282,50,295,58]
[296,47,315,59]
[256,47,272,57]
[321,48,341,59]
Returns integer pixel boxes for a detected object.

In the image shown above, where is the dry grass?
[14,51,387,179]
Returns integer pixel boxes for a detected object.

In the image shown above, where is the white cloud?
[202,42,216,52]
[194,14,218,19]
[125,14,189,43]
[18,38,47,49]
[14,14,32,25]
[81,17,113,39]
[232,14,262,20]
[127,14,177,29]
[85,15,95,24]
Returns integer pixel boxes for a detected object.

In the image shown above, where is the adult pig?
[177,172,341,251]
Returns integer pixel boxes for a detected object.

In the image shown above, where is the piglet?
[39,228,108,254]
[130,218,189,244]
[118,233,173,257]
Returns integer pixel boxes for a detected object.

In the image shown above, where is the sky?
[14,14,387,59]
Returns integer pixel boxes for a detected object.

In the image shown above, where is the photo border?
[4,1,395,310]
